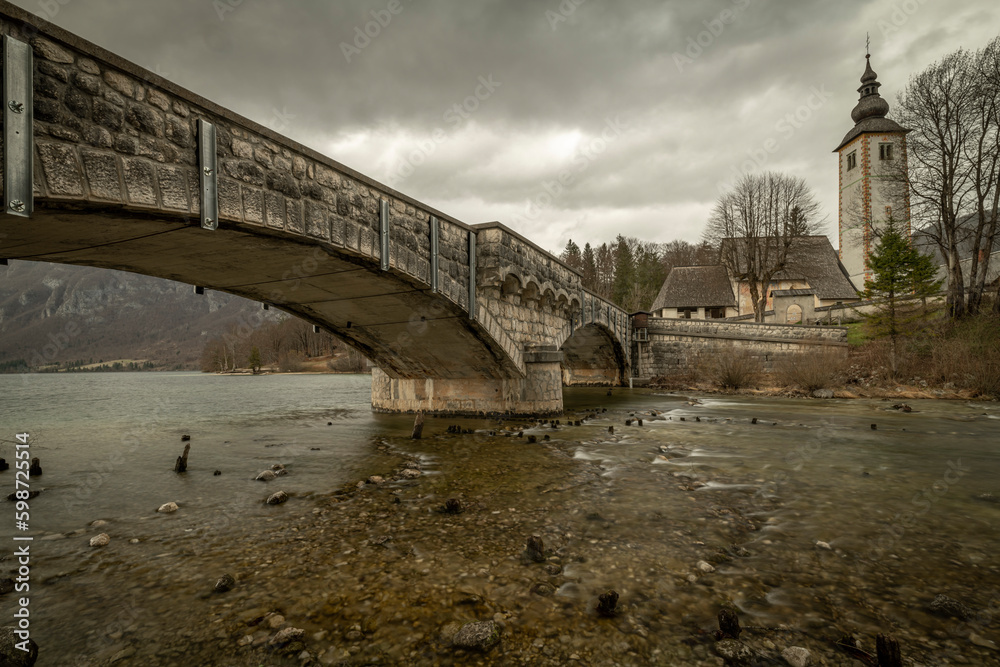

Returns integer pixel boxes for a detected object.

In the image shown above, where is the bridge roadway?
[0,3,629,416]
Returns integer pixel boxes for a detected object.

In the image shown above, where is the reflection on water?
[1,375,999,665]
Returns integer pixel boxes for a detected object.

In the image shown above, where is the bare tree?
[968,37,1000,314]
[705,172,822,322]
[895,49,978,317]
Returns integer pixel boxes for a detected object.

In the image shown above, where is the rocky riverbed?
[3,386,1000,665]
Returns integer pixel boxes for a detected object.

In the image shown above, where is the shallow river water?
[1,373,999,666]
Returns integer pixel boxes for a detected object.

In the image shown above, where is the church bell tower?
[834,53,910,289]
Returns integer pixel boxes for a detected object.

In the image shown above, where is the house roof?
[650,265,736,310]
[718,235,859,300]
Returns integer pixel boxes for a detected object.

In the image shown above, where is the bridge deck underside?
[0,205,517,380]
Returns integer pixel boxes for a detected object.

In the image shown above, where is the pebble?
[399,469,422,479]
[815,541,832,550]
[157,502,179,513]
[696,560,716,573]
[90,520,108,528]
[90,533,110,547]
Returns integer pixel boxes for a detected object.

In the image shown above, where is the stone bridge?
[0,3,629,415]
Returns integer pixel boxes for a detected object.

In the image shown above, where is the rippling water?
[1,373,999,666]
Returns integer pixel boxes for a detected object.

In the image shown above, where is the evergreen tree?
[560,239,583,271]
[611,235,637,309]
[858,219,944,374]
[248,346,263,374]
[581,243,598,291]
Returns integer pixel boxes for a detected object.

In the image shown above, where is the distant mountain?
[0,260,279,370]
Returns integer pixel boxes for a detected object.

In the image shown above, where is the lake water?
[1,373,999,666]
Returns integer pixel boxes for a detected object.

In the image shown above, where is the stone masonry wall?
[635,317,848,377]
[0,15,472,312]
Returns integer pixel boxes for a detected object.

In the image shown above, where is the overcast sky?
[12,0,1000,254]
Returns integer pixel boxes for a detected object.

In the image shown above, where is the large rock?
[90,533,110,547]
[782,646,812,667]
[811,389,834,399]
[714,639,759,664]
[214,574,236,593]
[157,502,179,513]
[452,621,500,653]
[266,491,289,505]
[255,470,276,482]
[269,626,305,646]
[0,626,38,666]
[929,594,973,620]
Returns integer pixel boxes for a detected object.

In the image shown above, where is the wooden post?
[876,634,902,667]
[411,412,424,440]
[174,443,190,473]
[718,609,741,639]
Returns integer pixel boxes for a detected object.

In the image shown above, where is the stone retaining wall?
[634,317,848,377]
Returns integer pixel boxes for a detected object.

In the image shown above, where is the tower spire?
[851,52,889,124]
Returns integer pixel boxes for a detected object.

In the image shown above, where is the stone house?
[650,236,858,321]
[649,265,738,319]
[722,235,859,316]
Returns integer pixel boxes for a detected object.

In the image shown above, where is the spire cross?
[866,32,870,57]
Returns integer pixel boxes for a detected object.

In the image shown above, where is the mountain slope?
[0,260,279,370]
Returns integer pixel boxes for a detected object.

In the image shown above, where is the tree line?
[199,315,367,373]
[558,236,716,313]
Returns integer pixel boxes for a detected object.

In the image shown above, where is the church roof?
[650,265,735,310]
[834,117,908,152]
[718,236,859,300]
[833,54,909,152]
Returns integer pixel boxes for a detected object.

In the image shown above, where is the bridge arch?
[559,322,627,386]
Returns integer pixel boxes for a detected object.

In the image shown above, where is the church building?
[833,53,911,288]
[648,52,911,323]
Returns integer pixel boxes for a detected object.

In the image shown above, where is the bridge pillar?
[371,348,563,417]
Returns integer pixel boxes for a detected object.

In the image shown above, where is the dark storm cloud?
[10,0,1000,249]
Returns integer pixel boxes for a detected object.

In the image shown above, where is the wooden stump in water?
[525,535,546,562]
[596,590,619,617]
[876,634,901,667]
[174,443,190,473]
[411,412,424,440]
[29,457,42,477]
[717,608,741,639]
